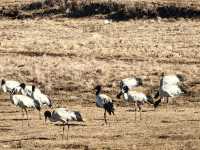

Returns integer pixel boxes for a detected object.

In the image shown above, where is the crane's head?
[161,72,165,77]
[122,86,129,93]
[44,111,51,123]
[32,85,35,92]
[19,83,26,89]
[94,85,101,91]
[117,85,129,99]
[1,79,5,86]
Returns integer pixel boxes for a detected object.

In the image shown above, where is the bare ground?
[0,4,200,149]
[1,94,200,149]
[0,92,200,150]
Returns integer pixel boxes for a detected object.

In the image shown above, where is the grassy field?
[0,0,200,149]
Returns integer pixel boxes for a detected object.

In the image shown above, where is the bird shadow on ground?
[0,110,20,113]
[126,109,155,112]
[0,128,13,132]
[94,118,105,121]
[54,123,87,127]
[0,97,8,101]
[0,136,56,143]
[161,120,175,123]
[0,118,28,121]
[178,119,200,122]
[0,104,12,107]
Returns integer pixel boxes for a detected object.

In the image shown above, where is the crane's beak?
[49,99,53,108]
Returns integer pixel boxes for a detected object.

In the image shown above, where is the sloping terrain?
[0,0,200,149]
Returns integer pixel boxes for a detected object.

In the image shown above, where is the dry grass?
[0,18,199,100]
[0,94,200,149]
[0,0,200,149]
[1,0,200,19]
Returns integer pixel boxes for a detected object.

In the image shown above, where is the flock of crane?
[0,72,187,139]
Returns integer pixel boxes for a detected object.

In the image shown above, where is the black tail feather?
[136,77,143,86]
[176,74,185,82]
[104,101,115,115]
[154,90,160,99]
[34,100,41,111]
[74,111,83,122]
[179,85,187,95]
[154,98,161,108]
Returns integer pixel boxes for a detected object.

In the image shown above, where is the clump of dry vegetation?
[1,0,200,19]
[0,1,200,150]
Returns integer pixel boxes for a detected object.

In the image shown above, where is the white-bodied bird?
[31,85,52,119]
[154,72,187,105]
[9,92,41,126]
[117,86,156,120]
[94,85,115,124]
[44,108,83,139]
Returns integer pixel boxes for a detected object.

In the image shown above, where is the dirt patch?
[158,134,196,141]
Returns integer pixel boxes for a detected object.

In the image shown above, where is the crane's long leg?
[104,110,107,125]
[137,103,142,120]
[134,103,137,121]
[67,120,69,140]
[38,110,42,120]
[112,111,118,123]
[166,97,169,103]
[21,108,24,118]
[21,108,24,127]
[24,108,30,127]
[165,97,169,111]
[62,123,65,140]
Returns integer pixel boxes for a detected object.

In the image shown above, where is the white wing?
[13,95,36,108]
[38,93,51,106]
[3,80,20,93]
[162,85,183,97]
[53,108,72,122]
[121,78,142,89]
[128,91,147,102]
[6,80,20,88]
[162,75,182,85]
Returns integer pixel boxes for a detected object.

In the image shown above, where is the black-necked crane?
[117,86,158,120]
[44,108,83,139]
[94,85,115,125]
[1,79,20,94]
[9,91,41,126]
[154,72,187,105]
[32,85,52,119]
[14,83,52,119]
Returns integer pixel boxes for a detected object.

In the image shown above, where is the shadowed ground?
[0,1,200,149]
